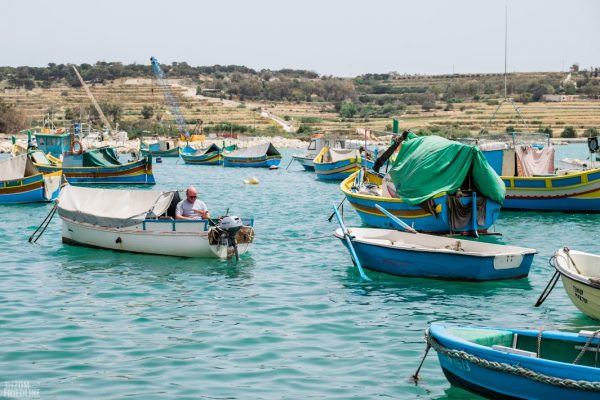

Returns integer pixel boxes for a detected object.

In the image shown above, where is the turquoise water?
[1,144,599,399]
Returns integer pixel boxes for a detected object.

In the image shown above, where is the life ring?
[70,140,83,155]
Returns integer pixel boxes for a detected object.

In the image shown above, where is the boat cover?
[184,143,221,156]
[226,142,280,158]
[327,148,360,163]
[389,133,505,205]
[57,185,174,228]
[0,154,40,181]
[82,148,122,167]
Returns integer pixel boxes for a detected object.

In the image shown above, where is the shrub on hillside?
[560,126,577,138]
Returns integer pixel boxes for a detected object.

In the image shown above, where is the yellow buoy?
[244,177,259,185]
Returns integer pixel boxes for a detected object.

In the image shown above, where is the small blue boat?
[427,323,600,399]
[179,143,223,165]
[0,154,61,203]
[223,142,281,168]
[314,147,374,180]
[334,226,536,281]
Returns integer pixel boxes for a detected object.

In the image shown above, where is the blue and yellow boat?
[33,131,155,185]
[314,147,374,180]
[427,323,600,399]
[0,154,61,203]
[223,142,281,168]
[179,143,223,165]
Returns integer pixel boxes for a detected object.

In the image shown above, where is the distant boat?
[334,226,535,281]
[291,135,346,171]
[56,185,255,259]
[427,323,600,399]
[475,133,600,212]
[551,247,600,320]
[223,142,282,168]
[140,139,179,157]
[179,143,223,165]
[32,131,155,185]
[314,147,374,180]
[0,154,61,204]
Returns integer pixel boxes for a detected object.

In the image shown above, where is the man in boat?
[175,186,210,220]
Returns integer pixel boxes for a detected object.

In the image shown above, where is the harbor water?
[1,144,599,399]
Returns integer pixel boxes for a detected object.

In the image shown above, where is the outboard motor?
[218,216,244,261]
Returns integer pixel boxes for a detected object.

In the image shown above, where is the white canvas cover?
[0,154,39,181]
[516,146,555,177]
[57,185,175,228]
[328,148,360,163]
[226,142,280,158]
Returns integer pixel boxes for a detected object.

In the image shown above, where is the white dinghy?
[56,185,254,259]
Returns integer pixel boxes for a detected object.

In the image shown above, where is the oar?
[332,205,370,281]
[285,157,295,170]
[375,204,417,234]
[327,197,346,222]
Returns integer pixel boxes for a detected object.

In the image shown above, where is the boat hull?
[140,147,180,157]
[292,155,315,171]
[180,151,224,165]
[335,228,534,281]
[0,172,61,204]
[430,324,600,400]
[341,171,501,233]
[35,157,155,185]
[223,156,281,168]
[502,169,600,211]
[61,218,252,259]
[560,274,600,320]
[315,158,374,180]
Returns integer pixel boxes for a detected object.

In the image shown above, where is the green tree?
[561,126,577,138]
[339,101,357,118]
[141,105,154,120]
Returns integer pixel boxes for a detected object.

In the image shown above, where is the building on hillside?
[543,94,575,102]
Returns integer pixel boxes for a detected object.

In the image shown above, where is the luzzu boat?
[426,323,600,399]
[314,147,374,180]
[551,247,600,320]
[179,143,223,165]
[56,185,255,259]
[292,135,347,171]
[32,131,155,184]
[476,133,600,212]
[223,142,281,168]
[140,139,179,157]
[0,154,61,204]
[342,133,504,233]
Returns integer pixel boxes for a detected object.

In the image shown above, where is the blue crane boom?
[150,56,190,140]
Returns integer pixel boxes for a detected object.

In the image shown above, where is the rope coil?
[425,329,600,391]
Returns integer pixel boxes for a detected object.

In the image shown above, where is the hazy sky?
[3,0,599,76]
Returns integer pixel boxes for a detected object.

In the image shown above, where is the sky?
[2,0,599,76]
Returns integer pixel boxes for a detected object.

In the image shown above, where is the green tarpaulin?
[388,133,505,205]
[82,148,122,167]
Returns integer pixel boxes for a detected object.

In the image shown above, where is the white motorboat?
[57,185,254,259]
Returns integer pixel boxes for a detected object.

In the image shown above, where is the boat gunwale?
[554,248,600,289]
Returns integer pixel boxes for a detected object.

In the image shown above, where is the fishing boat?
[140,139,180,157]
[550,247,600,320]
[0,154,61,204]
[179,143,223,165]
[426,323,600,399]
[314,147,374,180]
[291,135,346,171]
[56,185,255,259]
[474,133,600,212]
[32,131,155,184]
[341,132,504,233]
[334,226,536,281]
[223,142,282,168]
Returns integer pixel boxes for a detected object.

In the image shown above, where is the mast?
[504,6,508,99]
[72,65,112,134]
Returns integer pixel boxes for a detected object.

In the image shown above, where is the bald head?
[186,186,198,202]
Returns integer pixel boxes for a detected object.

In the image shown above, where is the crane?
[150,56,190,141]
[71,65,113,134]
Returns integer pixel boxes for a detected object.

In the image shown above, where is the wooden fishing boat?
[56,185,254,259]
[179,143,223,165]
[223,142,281,168]
[32,131,155,185]
[140,139,180,157]
[314,147,374,180]
[341,170,502,233]
[334,226,535,280]
[427,323,600,399]
[0,155,61,204]
[292,136,347,171]
[476,133,600,212]
[551,247,600,320]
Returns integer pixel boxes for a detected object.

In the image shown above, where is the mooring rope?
[425,329,600,391]
[28,203,58,244]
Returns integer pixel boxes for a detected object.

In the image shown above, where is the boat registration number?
[493,254,523,270]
